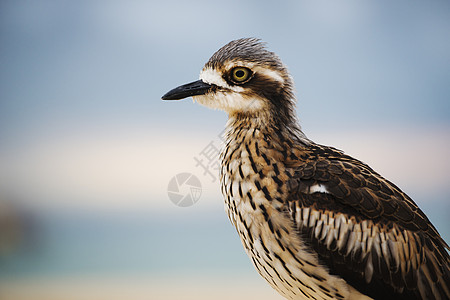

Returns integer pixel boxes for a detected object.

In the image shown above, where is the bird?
[161,38,449,300]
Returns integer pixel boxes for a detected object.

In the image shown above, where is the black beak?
[161,80,212,100]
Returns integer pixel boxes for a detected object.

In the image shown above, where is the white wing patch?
[309,184,329,194]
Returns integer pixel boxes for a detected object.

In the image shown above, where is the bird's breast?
[219,135,363,300]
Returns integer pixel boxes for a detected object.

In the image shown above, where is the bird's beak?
[161,80,212,100]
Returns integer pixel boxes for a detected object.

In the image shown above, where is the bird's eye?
[231,67,252,83]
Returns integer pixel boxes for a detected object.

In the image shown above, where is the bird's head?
[162,38,296,123]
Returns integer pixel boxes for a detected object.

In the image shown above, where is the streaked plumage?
[162,38,449,300]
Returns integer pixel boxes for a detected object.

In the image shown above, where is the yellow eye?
[231,67,251,83]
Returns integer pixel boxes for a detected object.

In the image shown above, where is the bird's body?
[220,115,361,300]
[162,38,449,300]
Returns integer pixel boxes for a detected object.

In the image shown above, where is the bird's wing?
[284,144,450,300]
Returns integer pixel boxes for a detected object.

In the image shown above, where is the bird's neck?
[220,111,309,220]
[224,111,310,148]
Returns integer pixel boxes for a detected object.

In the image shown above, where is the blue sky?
[0,0,449,209]
[1,1,449,142]
[0,1,449,298]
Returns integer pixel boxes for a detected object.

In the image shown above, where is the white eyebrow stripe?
[199,68,244,92]
[224,61,255,70]
[199,65,285,93]
[255,67,285,83]
[224,61,285,84]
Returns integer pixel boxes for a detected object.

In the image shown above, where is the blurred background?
[0,1,449,299]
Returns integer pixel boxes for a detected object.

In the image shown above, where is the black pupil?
[235,70,245,78]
